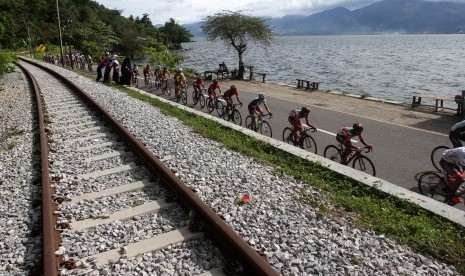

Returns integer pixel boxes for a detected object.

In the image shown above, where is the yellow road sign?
[38,44,46,52]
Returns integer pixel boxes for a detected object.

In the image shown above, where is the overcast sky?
[94,0,465,25]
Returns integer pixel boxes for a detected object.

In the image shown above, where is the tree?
[201,10,273,79]
[159,18,193,50]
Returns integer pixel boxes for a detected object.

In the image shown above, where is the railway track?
[17,58,277,276]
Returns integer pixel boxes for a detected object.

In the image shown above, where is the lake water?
[179,35,465,106]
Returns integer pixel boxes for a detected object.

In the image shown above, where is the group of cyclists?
[139,65,373,168]
[43,52,93,70]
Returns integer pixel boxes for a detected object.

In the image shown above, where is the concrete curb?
[132,87,465,228]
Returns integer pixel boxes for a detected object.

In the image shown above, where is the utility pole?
[56,0,64,66]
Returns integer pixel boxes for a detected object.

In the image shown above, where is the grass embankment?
[113,86,465,273]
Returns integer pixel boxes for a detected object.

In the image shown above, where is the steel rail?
[15,62,60,275]
[19,57,279,276]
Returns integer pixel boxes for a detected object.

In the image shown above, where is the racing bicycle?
[206,96,225,117]
[192,87,206,109]
[221,102,242,126]
[418,170,465,206]
[324,145,376,176]
[245,113,273,138]
[175,85,188,104]
[161,79,172,96]
[282,126,317,154]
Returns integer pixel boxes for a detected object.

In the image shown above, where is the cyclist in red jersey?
[223,85,242,110]
[193,77,205,91]
[208,79,222,100]
[336,123,373,165]
[288,107,317,144]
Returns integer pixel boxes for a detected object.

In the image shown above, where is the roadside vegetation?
[114,85,465,274]
[0,0,192,60]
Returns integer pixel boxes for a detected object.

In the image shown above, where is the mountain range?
[184,0,465,36]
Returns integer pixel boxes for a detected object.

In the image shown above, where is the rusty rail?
[15,62,60,275]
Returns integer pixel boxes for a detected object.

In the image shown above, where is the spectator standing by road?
[120,57,132,86]
[96,56,107,82]
[103,58,113,84]
[112,56,120,84]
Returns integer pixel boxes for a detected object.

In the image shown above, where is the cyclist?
[223,85,243,112]
[173,68,187,98]
[248,92,271,131]
[288,107,317,144]
[160,66,171,91]
[439,147,465,204]
[132,64,139,83]
[193,76,205,92]
[336,123,373,165]
[154,65,162,83]
[143,64,153,85]
[449,120,465,148]
[207,79,222,100]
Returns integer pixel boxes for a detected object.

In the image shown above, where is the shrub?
[0,50,17,75]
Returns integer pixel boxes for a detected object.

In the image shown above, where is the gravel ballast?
[0,60,460,275]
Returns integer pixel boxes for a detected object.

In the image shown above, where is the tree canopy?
[201,10,274,79]
[0,0,192,58]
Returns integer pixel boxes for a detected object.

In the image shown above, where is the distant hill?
[184,0,465,36]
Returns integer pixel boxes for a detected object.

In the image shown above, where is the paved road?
[86,70,458,193]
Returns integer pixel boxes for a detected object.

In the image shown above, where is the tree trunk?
[237,51,244,80]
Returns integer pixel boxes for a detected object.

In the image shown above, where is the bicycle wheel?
[206,98,215,113]
[215,101,224,117]
[300,135,317,154]
[232,109,242,126]
[352,155,376,176]
[221,106,229,120]
[260,121,273,137]
[199,94,205,109]
[149,78,153,89]
[245,116,254,130]
[181,91,188,105]
[167,85,172,96]
[418,172,448,202]
[282,127,293,144]
[324,145,342,163]
[192,91,198,105]
[431,145,450,172]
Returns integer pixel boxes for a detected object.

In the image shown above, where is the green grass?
[116,86,465,273]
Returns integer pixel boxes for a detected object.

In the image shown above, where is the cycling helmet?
[178,68,183,72]
[213,79,219,84]
[258,92,265,99]
[301,107,310,114]
[353,122,363,132]
[157,65,161,69]
[230,85,237,91]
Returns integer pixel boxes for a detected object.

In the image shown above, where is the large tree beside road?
[201,11,273,79]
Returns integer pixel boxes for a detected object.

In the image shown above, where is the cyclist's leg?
[449,131,463,148]
[340,137,351,165]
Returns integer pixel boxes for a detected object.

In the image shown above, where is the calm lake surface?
[179,35,465,105]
